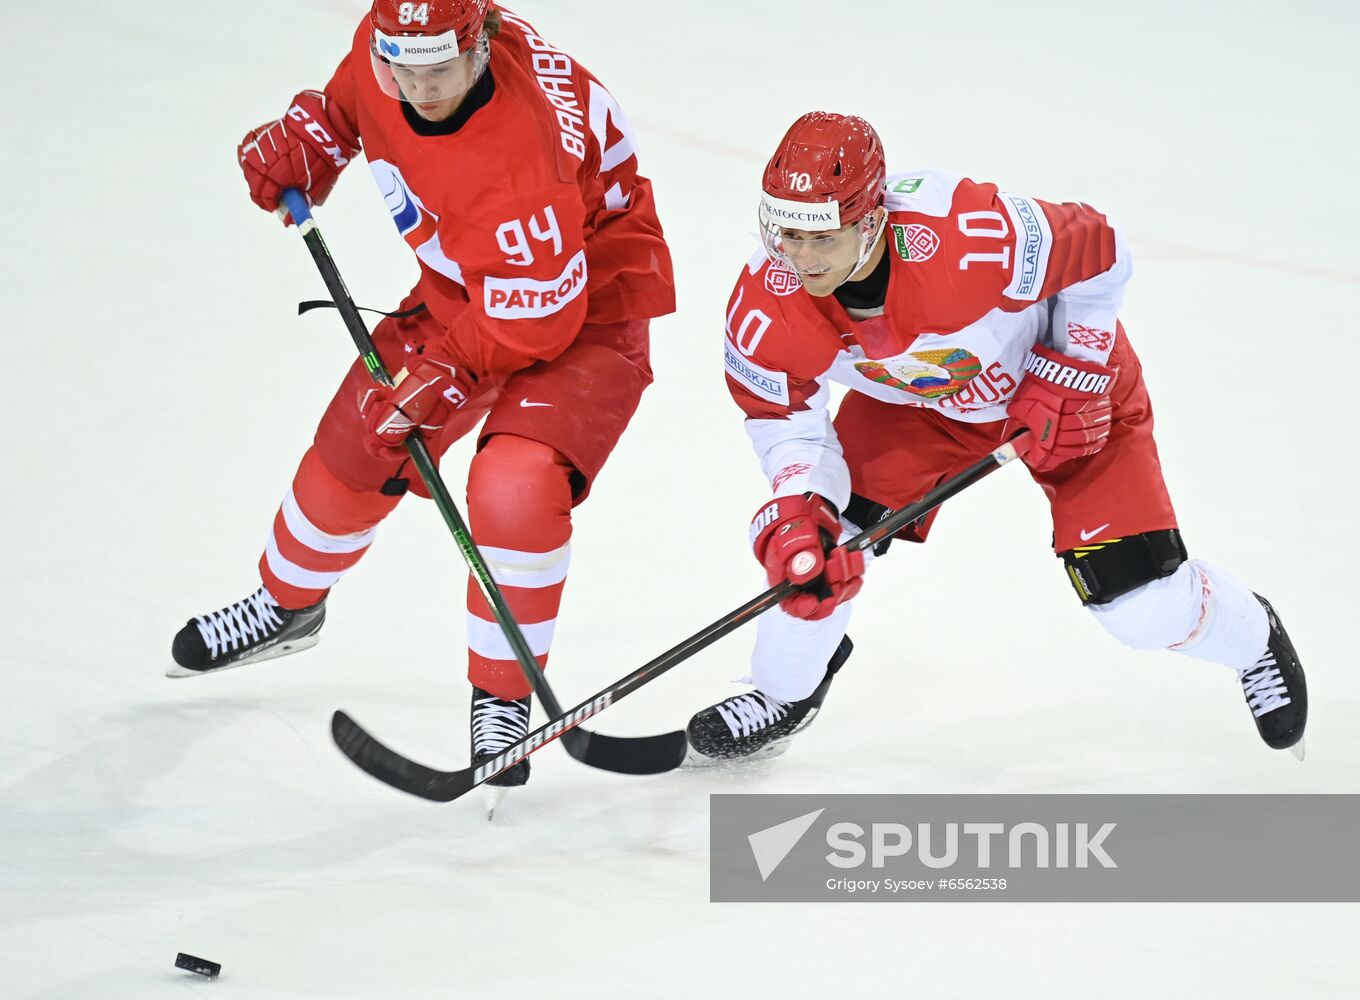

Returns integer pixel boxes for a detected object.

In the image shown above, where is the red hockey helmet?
[369,0,491,105]
[758,113,887,283]
[762,113,885,226]
[371,0,488,50]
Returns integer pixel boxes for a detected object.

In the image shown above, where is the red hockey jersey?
[320,7,674,377]
[723,170,1131,507]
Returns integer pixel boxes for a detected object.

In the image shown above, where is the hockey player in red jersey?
[685,112,1306,763]
[168,1,675,790]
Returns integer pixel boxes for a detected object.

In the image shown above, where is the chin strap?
[837,211,888,289]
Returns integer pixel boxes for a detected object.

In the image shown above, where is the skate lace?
[1238,650,1291,717]
[716,691,791,738]
[194,588,285,658]
[472,696,530,754]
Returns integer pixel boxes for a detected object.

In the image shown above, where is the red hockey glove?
[357,352,477,461]
[1007,344,1116,474]
[238,91,359,222]
[750,495,865,621]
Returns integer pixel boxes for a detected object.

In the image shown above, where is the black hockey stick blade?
[560,726,689,775]
[332,705,688,803]
[332,710,474,802]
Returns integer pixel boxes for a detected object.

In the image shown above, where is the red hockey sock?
[259,447,401,609]
[465,435,574,700]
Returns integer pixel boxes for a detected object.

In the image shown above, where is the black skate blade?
[561,727,689,775]
[681,738,793,769]
[164,633,322,679]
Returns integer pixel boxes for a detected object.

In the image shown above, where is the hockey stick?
[279,189,688,777]
[332,433,1031,802]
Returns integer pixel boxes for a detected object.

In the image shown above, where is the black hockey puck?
[175,953,221,980]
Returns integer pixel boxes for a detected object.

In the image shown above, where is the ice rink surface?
[5,1,1360,996]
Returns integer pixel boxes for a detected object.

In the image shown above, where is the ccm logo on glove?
[356,353,476,461]
[286,102,352,170]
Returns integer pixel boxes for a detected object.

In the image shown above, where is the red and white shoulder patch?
[764,261,802,296]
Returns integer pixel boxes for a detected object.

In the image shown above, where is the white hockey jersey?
[722,169,1131,509]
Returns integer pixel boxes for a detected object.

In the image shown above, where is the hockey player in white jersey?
[685,112,1306,763]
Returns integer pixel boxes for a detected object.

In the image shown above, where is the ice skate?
[168,586,325,678]
[685,636,852,765]
[1239,594,1307,757]
[470,687,532,818]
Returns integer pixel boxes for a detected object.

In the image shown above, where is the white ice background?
[4,1,1359,997]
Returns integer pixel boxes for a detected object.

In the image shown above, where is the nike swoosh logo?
[519,400,552,408]
[1079,523,1111,542]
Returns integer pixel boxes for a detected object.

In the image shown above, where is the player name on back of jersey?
[499,11,588,160]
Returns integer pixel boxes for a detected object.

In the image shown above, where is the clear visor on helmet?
[759,197,882,279]
[369,27,490,104]
[762,221,864,277]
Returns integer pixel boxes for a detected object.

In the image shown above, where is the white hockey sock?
[748,521,873,702]
[751,600,853,702]
[1088,559,1269,672]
